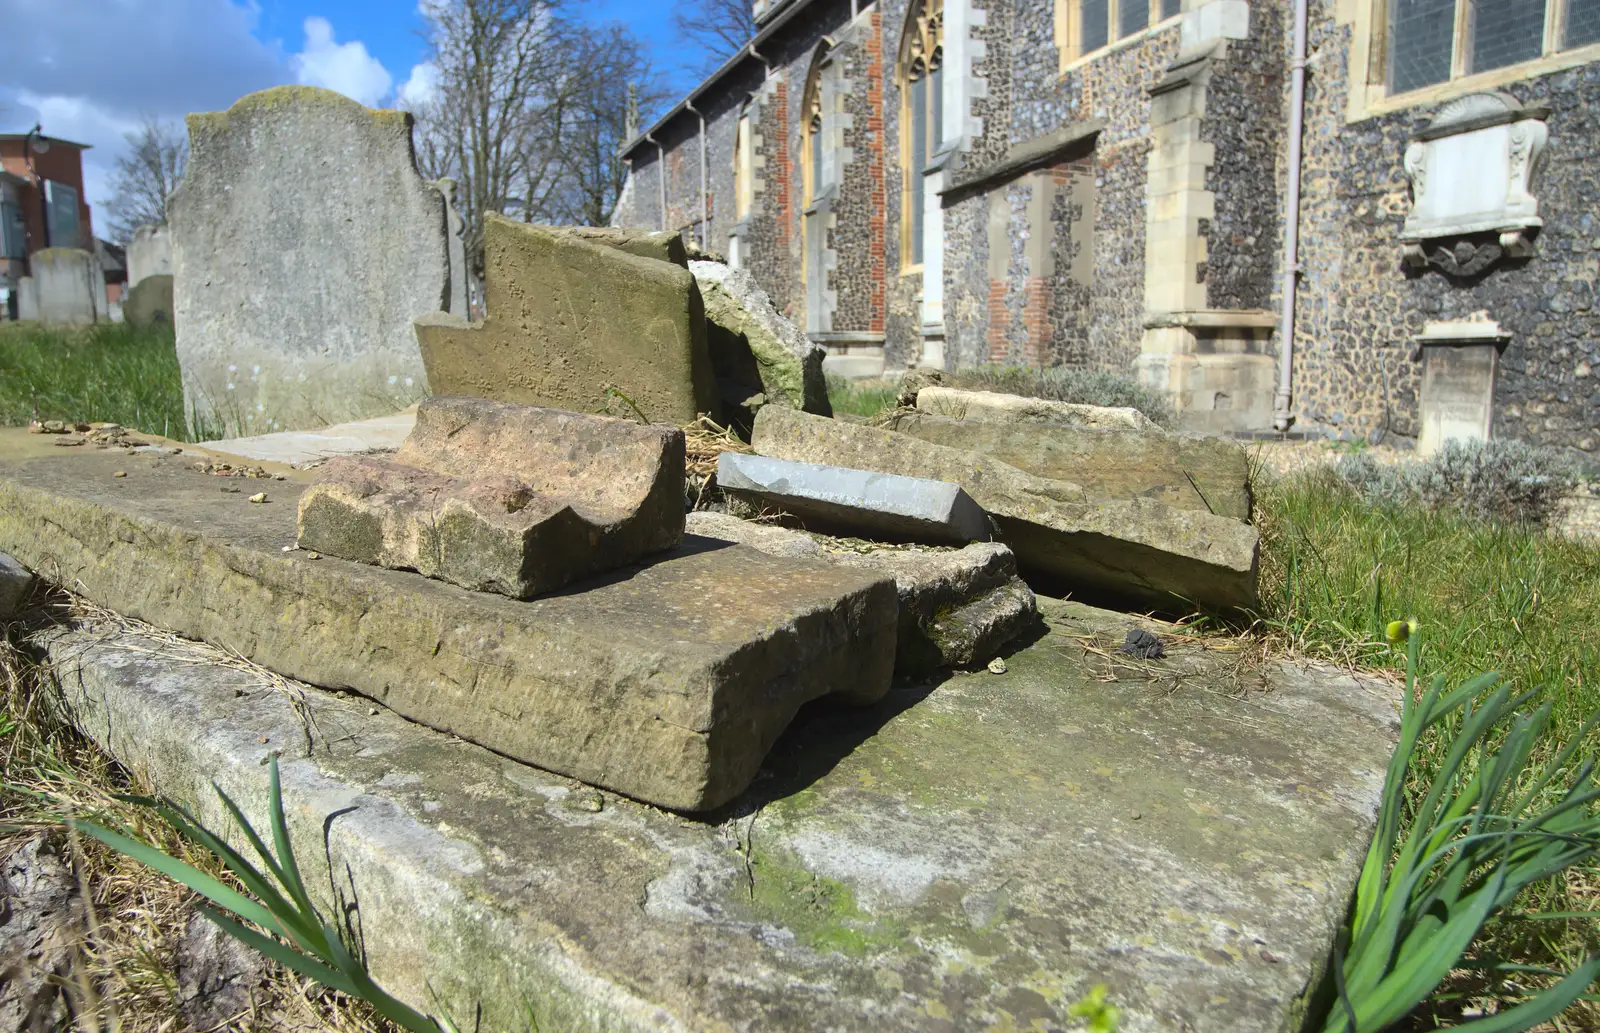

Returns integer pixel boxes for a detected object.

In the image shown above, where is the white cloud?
[396,63,440,110]
[10,92,143,211]
[291,17,394,108]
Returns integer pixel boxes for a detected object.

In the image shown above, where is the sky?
[0,0,705,232]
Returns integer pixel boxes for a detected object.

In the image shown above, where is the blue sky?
[0,0,703,224]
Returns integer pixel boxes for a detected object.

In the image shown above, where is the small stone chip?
[247,492,268,504]
[112,471,127,478]
[1120,628,1166,660]
[987,656,1008,675]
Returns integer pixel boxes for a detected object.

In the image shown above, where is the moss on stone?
[745,846,906,957]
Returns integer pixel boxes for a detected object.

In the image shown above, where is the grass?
[824,373,900,418]
[1255,467,1600,1028]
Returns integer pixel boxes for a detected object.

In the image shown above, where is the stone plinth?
[299,397,686,598]
[170,86,457,434]
[416,216,717,426]
[0,443,897,811]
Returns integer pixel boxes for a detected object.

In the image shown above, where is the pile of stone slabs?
[298,397,686,598]
[32,597,1400,1032]
[0,439,898,811]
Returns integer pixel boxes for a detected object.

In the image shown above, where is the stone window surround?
[1054,0,1183,74]
[1338,0,1600,122]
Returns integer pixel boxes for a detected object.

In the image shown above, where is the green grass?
[1255,467,1600,1027]
[0,321,206,440]
[825,374,900,418]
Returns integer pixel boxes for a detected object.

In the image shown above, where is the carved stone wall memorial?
[1401,92,1548,274]
[1413,318,1510,457]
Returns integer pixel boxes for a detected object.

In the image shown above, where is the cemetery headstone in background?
[31,248,104,326]
[123,274,175,330]
[126,223,172,287]
[170,86,457,434]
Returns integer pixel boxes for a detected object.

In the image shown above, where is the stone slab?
[0,550,31,619]
[888,408,1253,521]
[690,260,830,420]
[171,86,455,433]
[917,386,1158,432]
[717,452,990,545]
[753,407,1260,613]
[298,398,685,598]
[198,409,419,467]
[687,511,1036,672]
[417,215,716,426]
[0,448,897,811]
[35,598,1398,1032]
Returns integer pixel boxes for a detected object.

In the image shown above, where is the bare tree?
[671,0,757,75]
[103,116,188,242]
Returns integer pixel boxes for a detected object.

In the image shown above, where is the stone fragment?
[298,397,685,598]
[690,260,830,423]
[126,223,172,287]
[38,596,1399,1032]
[716,452,989,545]
[888,407,1252,520]
[123,274,174,329]
[688,511,1036,672]
[0,446,896,810]
[433,179,469,318]
[171,86,457,432]
[547,224,689,266]
[416,216,716,425]
[916,385,1158,432]
[31,248,105,326]
[752,406,1259,613]
[0,551,34,618]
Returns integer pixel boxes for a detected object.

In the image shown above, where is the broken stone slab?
[752,406,1260,613]
[716,452,990,545]
[886,408,1253,521]
[690,260,830,421]
[688,511,1036,672]
[35,596,1399,1031]
[547,224,689,267]
[916,385,1159,432]
[298,397,685,598]
[0,551,32,619]
[0,446,897,811]
[198,409,419,468]
[416,215,717,426]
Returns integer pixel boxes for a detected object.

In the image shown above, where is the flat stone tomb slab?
[0,447,898,811]
[716,451,991,544]
[298,397,686,598]
[37,597,1399,1032]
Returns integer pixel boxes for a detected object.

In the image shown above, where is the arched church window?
[734,107,755,221]
[900,0,943,269]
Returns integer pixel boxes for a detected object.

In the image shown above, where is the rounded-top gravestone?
[169,86,457,434]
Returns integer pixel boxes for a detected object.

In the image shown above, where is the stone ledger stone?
[716,452,990,545]
[690,260,831,419]
[888,408,1252,521]
[688,511,1036,672]
[753,407,1260,613]
[38,598,1399,1033]
[124,274,175,330]
[417,216,716,426]
[0,551,32,619]
[916,386,1158,432]
[31,248,103,326]
[0,447,898,811]
[170,86,455,433]
[299,397,685,598]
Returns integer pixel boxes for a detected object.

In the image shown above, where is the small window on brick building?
[734,110,755,221]
[1388,0,1599,95]
[900,0,944,269]
[1068,0,1180,58]
[45,181,80,249]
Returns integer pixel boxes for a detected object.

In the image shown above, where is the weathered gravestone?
[416,216,717,425]
[126,222,172,287]
[15,277,37,321]
[691,259,831,427]
[299,397,685,598]
[124,274,174,329]
[432,179,469,318]
[170,86,458,434]
[32,248,104,326]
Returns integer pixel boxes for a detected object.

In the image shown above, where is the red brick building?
[0,131,98,319]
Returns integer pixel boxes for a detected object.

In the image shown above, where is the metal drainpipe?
[645,132,668,232]
[1273,0,1309,433]
[685,100,710,251]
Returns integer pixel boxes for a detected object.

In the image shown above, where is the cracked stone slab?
[0,444,897,811]
[32,596,1398,1032]
[298,397,686,598]
[716,451,991,545]
[687,511,1037,673]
